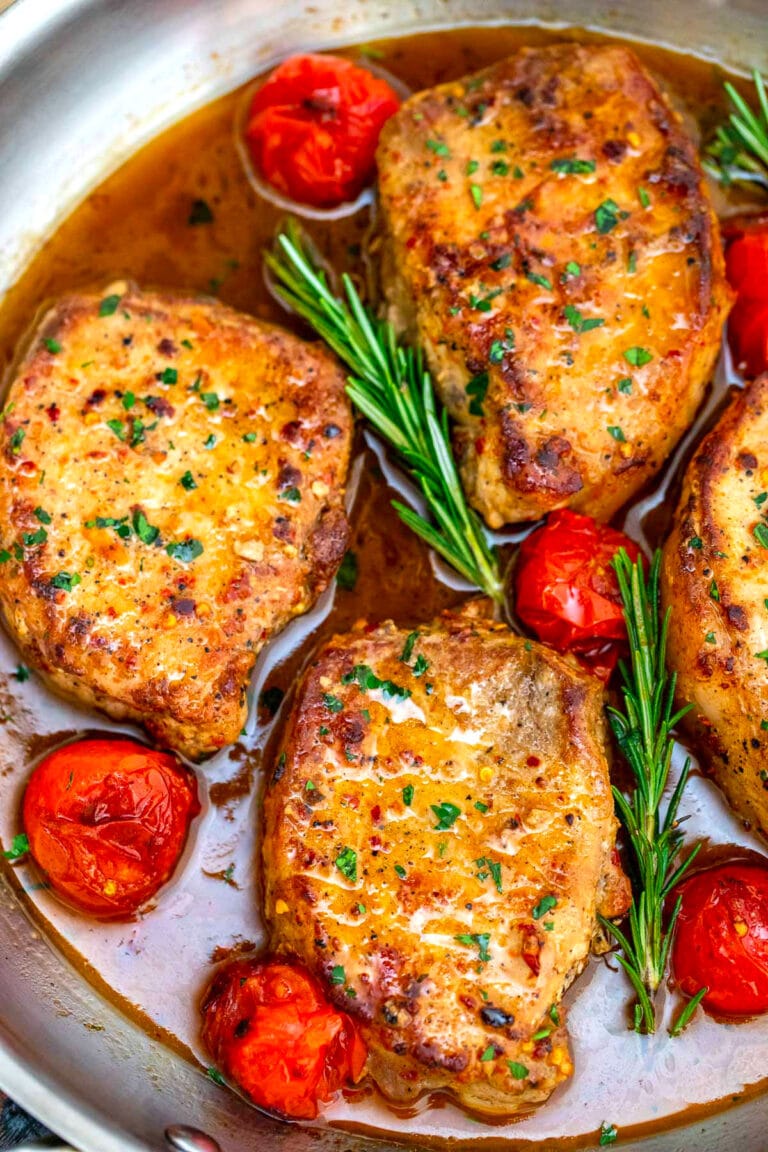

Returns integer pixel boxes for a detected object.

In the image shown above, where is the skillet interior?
[0,1,768,1150]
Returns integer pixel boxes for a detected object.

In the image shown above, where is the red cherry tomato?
[672,861,768,1017]
[201,958,367,1119]
[22,738,199,917]
[723,217,768,377]
[245,53,400,208]
[514,510,641,680]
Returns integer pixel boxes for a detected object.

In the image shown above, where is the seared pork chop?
[263,606,630,1116]
[0,286,352,758]
[377,43,729,527]
[662,376,768,839]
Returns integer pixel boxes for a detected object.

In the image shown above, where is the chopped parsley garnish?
[563,260,581,278]
[107,418,126,441]
[507,1060,528,1080]
[200,391,219,410]
[638,186,651,208]
[98,294,120,317]
[607,425,626,442]
[412,653,430,677]
[426,139,450,156]
[599,1123,618,1146]
[336,550,358,591]
[551,157,596,175]
[563,304,605,334]
[455,932,491,963]
[490,139,507,153]
[431,801,461,830]
[242,432,257,443]
[480,1044,496,1062]
[180,470,197,491]
[474,800,488,813]
[618,376,633,394]
[206,1067,226,1087]
[400,631,419,664]
[341,664,411,700]
[13,664,30,682]
[594,198,624,234]
[489,331,515,363]
[188,198,214,226]
[3,833,29,861]
[402,784,414,807]
[204,434,217,449]
[470,183,483,209]
[689,536,703,550]
[526,271,552,290]
[335,847,357,883]
[469,289,501,312]
[466,159,479,175]
[628,250,638,274]
[492,159,509,176]
[705,632,716,644]
[23,528,47,547]
[122,391,136,410]
[709,579,720,602]
[490,252,511,271]
[532,894,558,920]
[279,486,302,504]
[330,965,346,985]
[44,338,61,354]
[133,509,160,545]
[166,538,203,563]
[466,371,489,417]
[9,428,25,455]
[623,346,653,367]
[476,857,502,893]
[394,864,407,879]
[323,694,344,714]
[51,572,81,591]
[159,367,178,385]
[33,507,51,524]
[755,650,768,664]
[754,523,768,549]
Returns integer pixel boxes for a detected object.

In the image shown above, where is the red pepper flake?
[46,404,60,423]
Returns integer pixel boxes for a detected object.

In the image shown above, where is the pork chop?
[376,43,730,527]
[662,376,768,839]
[0,286,352,758]
[262,605,630,1116]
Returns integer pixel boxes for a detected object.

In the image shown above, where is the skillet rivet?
[165,1125,222,1152]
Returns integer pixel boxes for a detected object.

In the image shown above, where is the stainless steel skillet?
[0,0,767,1149]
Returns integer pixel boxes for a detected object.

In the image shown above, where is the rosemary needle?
[599,548,700,1035]
[264,221,504,606]
[704,70,768,190]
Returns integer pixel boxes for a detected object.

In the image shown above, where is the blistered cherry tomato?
[672,861,768,1017]
[22,738,199,917]
[245,53,400,208]
[514,510,641,680]
[722,215,768,377]
[202,958,367,1119]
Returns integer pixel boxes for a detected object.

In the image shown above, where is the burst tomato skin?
[672,861,768,1017]
[245,53,400,208]
[723,218,768,378]
[513,510,641,680]
[22,738,199,917]
[202,958,367,1119]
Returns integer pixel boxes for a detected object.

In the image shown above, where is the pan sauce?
[0,24,767,1149]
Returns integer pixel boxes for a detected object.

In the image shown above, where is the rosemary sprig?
[264,221,504,605]
[599,549,701,1034]
[704,69,768,190]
